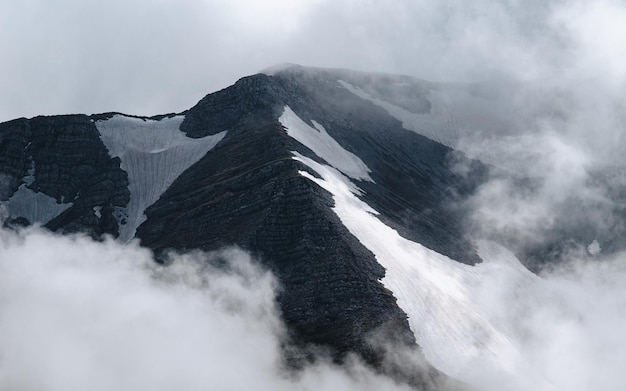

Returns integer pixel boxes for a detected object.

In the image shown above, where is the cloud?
[435,0,626,263]
[0,225,420,391]
[470,244,626,391]
[1,0,623,122]
[3,212,625,390]
[0,0,324,121]
[433,4,626,387]
[523,254,626,390]
[552,0,626,86]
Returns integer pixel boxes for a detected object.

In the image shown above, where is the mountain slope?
[10,64,626,389]
[1,65,491,387]
[136,68,487,365]
[0,115,129,235]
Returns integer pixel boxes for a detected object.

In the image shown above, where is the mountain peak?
[260,62,303,75]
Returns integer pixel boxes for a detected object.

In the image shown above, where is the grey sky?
[3,0,624,122]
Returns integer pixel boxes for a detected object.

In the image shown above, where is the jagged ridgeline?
[4,64,624,388]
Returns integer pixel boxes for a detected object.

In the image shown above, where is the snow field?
[97,115,226,241]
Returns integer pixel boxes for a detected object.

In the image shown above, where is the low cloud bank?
[458,243,626,391]
[0,226,414,391]
[446,5,626,388]
[522,252,626,391]
[1,200,626,391]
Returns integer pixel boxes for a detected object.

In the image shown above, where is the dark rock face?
[267,67,487,265]
[0,115,129,237]
[178,69,484,264]
[136,122,415,362]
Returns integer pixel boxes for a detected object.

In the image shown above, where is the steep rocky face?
[132,70,488,382]
[267,67,487,265]
[177,69,485,264]
[136,118,416,364]
[0,115,129,237]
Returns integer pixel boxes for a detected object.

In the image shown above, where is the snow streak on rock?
[292,152,556,391]
[96,115,226,241]
[279,106,373,182]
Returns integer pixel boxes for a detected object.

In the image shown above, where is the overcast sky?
[1,0,625,121]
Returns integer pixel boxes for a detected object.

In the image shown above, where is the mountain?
[2,64,624,388]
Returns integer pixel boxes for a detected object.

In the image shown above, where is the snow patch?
[279,106,373,182]
[292,152,555,390]
[96,115,226,242]
[2,185,72,225]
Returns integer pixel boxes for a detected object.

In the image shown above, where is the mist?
[459,243,626,391]
[3,220,626,390]
[437,2,626,390]
[2,0,624,122]
[449,0,626,267]
[0,226,417,391]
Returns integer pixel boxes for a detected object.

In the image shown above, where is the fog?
[4,202,626,390]
[450,0,626,265]
[462,243,626,391]
[436,2,626,390]
[2,0,623,121]
[0,226,414,391]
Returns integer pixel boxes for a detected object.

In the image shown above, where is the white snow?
[3,184,72,225]
[292,152,558,390]
[279,106,373,182]
[96,115,226,242]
